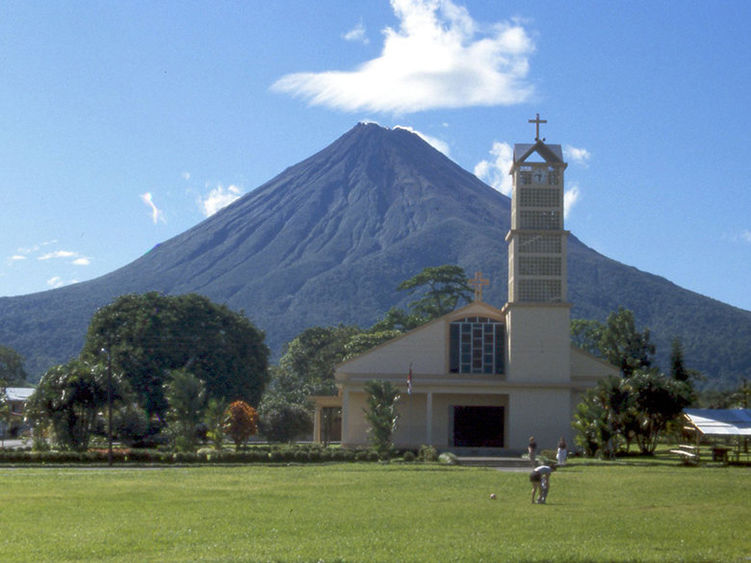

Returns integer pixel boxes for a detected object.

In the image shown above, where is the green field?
[0,462,748,561]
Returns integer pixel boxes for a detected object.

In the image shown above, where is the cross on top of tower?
[528,113,547,141]
[469,271,489,302]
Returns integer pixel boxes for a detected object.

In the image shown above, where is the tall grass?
[0,463,748,561]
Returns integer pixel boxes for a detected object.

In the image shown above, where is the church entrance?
[452,406,504,447]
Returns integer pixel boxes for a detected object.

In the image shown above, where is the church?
[313,116,617,453]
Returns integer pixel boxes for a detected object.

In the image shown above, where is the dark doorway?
[321,407,341,445]
[453,406,504,447]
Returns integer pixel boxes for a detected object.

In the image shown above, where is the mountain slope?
[1,123,749,386]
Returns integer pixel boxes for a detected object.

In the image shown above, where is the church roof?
[511,141,565,171]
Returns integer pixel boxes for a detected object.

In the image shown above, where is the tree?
[275,325,359,399]
[600,308,655,377]
[669,338,701,385]
[625,369,693,454]
[573,369,693,456]
[258,397,312,443]
[164,368,206,452]
[570,319,603,357]
[571,308,654,377]
[0,345,28,386]
[224,400,258,450]
[395,265,472,322]
[113,403,149,447]
[572,376,632,458]
[26,360,112,451]
[82,292,270,420]
[363,380,400,458]
[204,398,228,450]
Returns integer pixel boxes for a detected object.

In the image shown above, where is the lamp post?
[101,347,113,467]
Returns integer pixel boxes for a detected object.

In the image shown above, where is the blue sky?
[2,1,750,312]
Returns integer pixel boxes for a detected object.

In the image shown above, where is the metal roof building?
[683,408,751,436]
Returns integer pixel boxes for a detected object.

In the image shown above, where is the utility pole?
[101,347,113,466]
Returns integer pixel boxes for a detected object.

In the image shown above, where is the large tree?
[573,369,693,456]
[275,325,359,399]
[82,292,269,420]
[571,308,655,377]
[395,265,472,324]
[26,359,112,451]
[0,345,28,387]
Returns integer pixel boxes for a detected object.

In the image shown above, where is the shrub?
[403,451,416,462]
[224,401,259,451]
[438,452,458,465]
[419,445,438,462]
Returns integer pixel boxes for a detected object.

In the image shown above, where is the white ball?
[489,493,496,500]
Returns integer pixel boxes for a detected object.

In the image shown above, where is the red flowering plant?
[224,400,258,451]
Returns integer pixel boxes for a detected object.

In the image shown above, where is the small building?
[315,116,618,452]
[682,408,751,462]
[1,387,34,438]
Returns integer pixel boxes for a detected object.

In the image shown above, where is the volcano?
[1,123,749,386]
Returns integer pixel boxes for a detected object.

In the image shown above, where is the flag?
[407,364,413,395]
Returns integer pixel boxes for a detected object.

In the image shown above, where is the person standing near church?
[527,436,537,466]
[557,437,568,466]
[529,464,555,504]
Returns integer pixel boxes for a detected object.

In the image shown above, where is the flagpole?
[407,362,413,450]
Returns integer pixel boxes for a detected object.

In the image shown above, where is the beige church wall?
[340,390,511,448]
[339,321,447,376]
[505,305,571,383]
[341,391,370,447]
[507,388,572,451]
[571,347,619,380]
[341,391,431,447]
[393,394,428,447]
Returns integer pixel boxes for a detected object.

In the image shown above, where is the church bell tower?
[504,114,571,383]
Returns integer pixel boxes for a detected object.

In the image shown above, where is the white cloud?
[394,125,450,156]
[739,230,751,244]
[9,255,26,261]
[564,145,591,166]
[72,257,91,266]
[140,192,166,224]
[46,276,64,289]
[272,0,535,114]
[198,184,244,217]
[38,250,77,261]
[343,20,369,44]
[474,141,513,195]
[564,183,581,219]
[181,172,191,181]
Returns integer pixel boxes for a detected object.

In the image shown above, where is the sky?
[2,0,750,312]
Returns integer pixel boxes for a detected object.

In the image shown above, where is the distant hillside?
[1,123,749,387]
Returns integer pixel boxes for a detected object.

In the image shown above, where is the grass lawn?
[0,461,748,561]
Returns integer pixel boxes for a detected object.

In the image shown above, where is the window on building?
[518,279,562,302]
[519,187,560,208]
[519,256,562,276]
[449,317,504,375]
[518,234,562,253]
[519,210,562,230]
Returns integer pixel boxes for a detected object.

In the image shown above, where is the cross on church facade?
[528,113,547,141]
[469,271,489,302]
